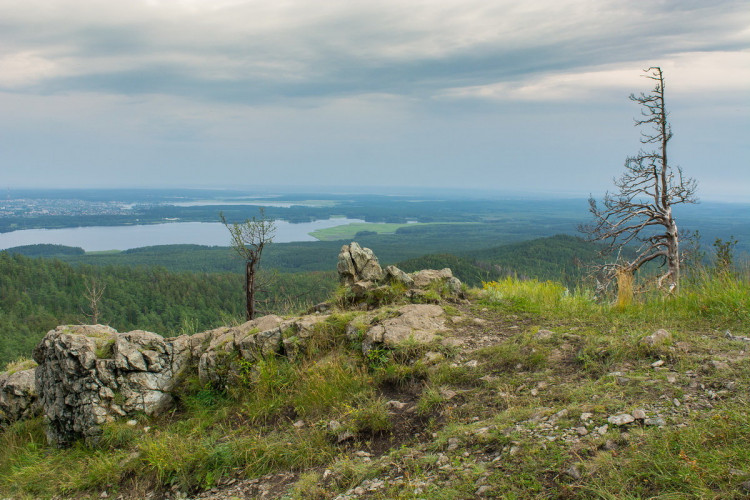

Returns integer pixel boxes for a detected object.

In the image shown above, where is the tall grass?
[482,277,599,316]
[483,269,750,330]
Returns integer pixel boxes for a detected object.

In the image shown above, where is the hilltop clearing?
[1,244,749,499]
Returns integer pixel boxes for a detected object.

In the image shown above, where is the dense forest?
[0,252,335,365]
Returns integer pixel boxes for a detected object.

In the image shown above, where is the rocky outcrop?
[337,242,464,304]
[32,325,193,446]
[5,245,464,447]
[0,364,39,425]
[22,312,334,447]
[198,313,330,386]
[337,242,384,285]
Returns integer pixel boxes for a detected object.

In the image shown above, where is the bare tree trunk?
[246,260,257,320]
[666,218,680,291]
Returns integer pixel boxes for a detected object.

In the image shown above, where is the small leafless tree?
[83,278,105,324]
[221,209,276,320]
[580,67,697,293]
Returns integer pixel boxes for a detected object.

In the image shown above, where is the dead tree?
[580,67,697,293]
[83,278,105,324]
[221,209,276,320]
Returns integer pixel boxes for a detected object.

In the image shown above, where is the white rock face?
[363,304,447,352]
[337,242,384,285]
[32,325,192,446]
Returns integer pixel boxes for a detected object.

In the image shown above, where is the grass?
[2,269,750,498]
[2,357,37,374]
[309,222,474,241]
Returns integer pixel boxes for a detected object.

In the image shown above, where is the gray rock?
[33,325,192,447]
[644,417,666,426]
[632,409,647,420]
[337,242,384,285]
[0,366,39,425]
[384,265,414,288]
[607,414,635,426]
[641,329,671,347]
[411,268,454,288]
[363,304,447,352]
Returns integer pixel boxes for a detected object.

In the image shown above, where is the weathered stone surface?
[337,242,384,285]
[384,265,414,288]
[198,314,331,385]
[411,268,454,288]
[0,367,39,425]
[33,325,192,446]
[641,329,671,346]
[607,413,635,426]
[281,314,329,361]
[363,304,447,352]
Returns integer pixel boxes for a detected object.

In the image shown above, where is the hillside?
[1,251,749,499]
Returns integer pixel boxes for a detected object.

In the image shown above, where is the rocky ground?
[176,302,750,499]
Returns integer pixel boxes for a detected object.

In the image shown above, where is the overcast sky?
[1,0,748,200]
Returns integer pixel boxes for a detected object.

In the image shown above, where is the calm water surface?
[0,219,366,251]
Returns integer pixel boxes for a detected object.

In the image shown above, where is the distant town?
[0,198,139,218]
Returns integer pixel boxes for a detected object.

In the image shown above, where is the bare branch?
[580,67,697,294]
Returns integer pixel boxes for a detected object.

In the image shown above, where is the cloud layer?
[1,0,748,199]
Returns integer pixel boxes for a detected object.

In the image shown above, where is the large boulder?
[33,325,193,446]
[0,363,39,425]
[337,242,384,285]
[362,304,447,352]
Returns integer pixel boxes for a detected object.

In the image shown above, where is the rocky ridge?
[0,242,466,446]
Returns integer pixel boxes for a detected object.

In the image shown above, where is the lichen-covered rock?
[363,304,447,352]
[197,314,330,385]
[0,366,39,425]
[384,265,414,288]
[33,325,192,447]
[337,242,384,285]
[411,268,455,288]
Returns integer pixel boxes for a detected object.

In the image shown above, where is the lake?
[0,218,367,252]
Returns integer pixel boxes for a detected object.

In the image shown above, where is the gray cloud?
[0,0,748,199]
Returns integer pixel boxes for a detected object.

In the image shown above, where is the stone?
[386,400,409,410]
[363,304,447,352]
[337,242,384,285]
[641,329,671,347]
[580,412,593,421]
[565,465,582,480]
[534,329,554,340]
[411,268,454,288]
[0,366,39,425]
[603,439,618,451]
[384,265,414,288]
[644,417,666,426]
[594,424,609,435]
[33,325,192,447]
[651,360,665,368]
[608,414,635,426]
[632,409,647,420]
